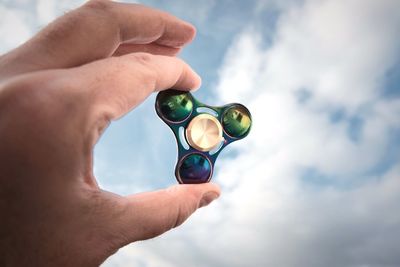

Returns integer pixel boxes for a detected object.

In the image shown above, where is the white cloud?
[105,0,400,266]
[216,0,400,178]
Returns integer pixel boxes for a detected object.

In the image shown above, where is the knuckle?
[0,79,40,112]
[0,79,47,138]
[0,72,77,125]
[128,52,154,67]
[112,52,154,74]
[126,52,158,85]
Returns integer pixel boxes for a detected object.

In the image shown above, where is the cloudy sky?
[1,0,400,266]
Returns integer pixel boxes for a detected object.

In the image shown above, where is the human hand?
[0,1,220,266]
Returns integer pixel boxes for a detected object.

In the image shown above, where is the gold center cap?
[186,114,223,152]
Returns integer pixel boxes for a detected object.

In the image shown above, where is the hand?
[0,1,220,266]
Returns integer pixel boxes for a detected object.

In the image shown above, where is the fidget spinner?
[155,89,252,184]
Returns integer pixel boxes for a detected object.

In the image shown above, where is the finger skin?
[0,0,196,79]
[113,43,182,57]
[70,52,201,123]
[101,183,220,247]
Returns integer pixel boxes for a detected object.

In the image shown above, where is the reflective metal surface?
[177,153,212,183]
[222,104,252,138]
[156,90,193,122]
[186,114,223,152]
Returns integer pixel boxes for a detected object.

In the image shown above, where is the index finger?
[57,52,201,145]
[0,0,196,79]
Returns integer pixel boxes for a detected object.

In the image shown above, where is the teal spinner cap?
[155,89,252,184]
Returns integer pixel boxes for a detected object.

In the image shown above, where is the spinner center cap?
[186,114,223,152]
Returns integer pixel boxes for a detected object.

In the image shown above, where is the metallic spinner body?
[155,89,252,184]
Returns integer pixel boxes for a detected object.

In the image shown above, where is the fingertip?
[157,14,197,47]
[183,59,201,91]
[199,191,220,208]
[173,182,221,208]
[204,182,221,196]
[183,22,197,44]
[191,70,202,91]
[194,183,221,208]
[167,182,219,194]
[173,60,202,92]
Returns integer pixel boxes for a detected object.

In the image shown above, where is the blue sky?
[1,0,400,266]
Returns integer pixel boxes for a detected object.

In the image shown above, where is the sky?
[1,0,400,266]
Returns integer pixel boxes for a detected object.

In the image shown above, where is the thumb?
[109,183,220,246]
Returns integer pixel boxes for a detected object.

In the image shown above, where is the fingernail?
[199,191,220,208]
